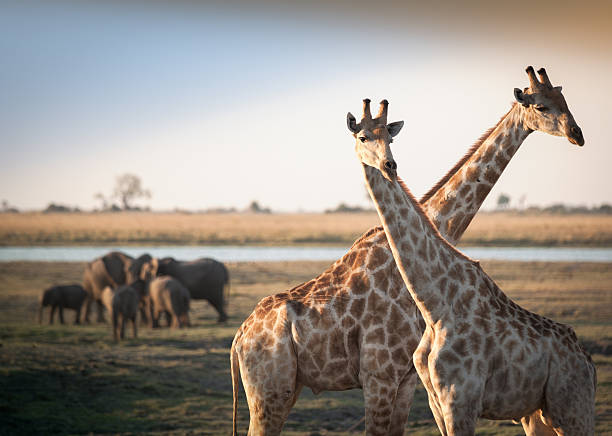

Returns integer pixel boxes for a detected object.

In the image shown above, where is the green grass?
[0,260,611,435]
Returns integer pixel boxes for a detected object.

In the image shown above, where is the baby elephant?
[148,276,191,329]
[39,284,87,325]
[111,280,147,342]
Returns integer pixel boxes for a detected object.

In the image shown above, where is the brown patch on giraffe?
[439,196,455,217]
[373,269,389,293]
[388,333,402,348]
[409,230,420,246]
[287,300,305,317]
[458,289,476,310]
[352,249,368,269]
[484,336,495,356]
[390,348,410,367]
[458,184,472,198]
[376,349,391,364]
[328,329,346,359]
[495,319,508,336]
[341,315,355,329]
[365,327,386,345]
[452,338,468,355]
[366,290,386,313]
[316,274,332,288]
[475,184,490,202]
[438,349,461,366]
[505,339,518,354]
[349,298,366,319]
[347,272,370,295]
[474,300,490,320]
[333,296,349,318]
[447,282,459,301]
[456,321,470,336]
[449,264,465,282]
[387,305,403,332]
[484,166,498,184]
[474,316,490,335]
[368,245,389,271]
[424,293,441,312]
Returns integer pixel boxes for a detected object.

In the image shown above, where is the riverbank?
[1,260,611,434]
[1,211,611,247]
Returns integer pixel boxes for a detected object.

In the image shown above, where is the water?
[0,245,611,263]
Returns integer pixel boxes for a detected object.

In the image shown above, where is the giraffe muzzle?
[568,125,584,147]
[381,159,398,181]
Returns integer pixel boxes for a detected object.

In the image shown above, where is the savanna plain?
[2,211,612,246]
[1,260,611,435]
[1,212,611,435]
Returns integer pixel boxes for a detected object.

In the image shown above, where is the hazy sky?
[1,0,611,211]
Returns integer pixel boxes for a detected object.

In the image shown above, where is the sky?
[1,0,611,212]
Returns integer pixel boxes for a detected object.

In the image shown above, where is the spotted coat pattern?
[231,68,586,436]
[361,113,596,435]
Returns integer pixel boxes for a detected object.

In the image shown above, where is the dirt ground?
[0,260,610,435]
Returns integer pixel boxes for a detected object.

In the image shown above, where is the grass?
[0,260,611,435]
[1,211,611,246]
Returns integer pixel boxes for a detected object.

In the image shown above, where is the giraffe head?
[513,66,584,146]
[347,99,404,181]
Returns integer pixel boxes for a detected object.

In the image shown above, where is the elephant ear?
[102,253,127,286]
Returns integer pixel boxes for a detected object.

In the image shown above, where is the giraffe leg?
[540,359,596,436]
[521,410,557,436]
[362,374,396,436]
[240,341,299,436]
[425,390,447,436]
[440,402,478,436]
[413,330,447,435]
[387,366,419,436]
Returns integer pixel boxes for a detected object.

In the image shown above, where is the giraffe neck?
[363,164,462,324]
[421,103,532,244]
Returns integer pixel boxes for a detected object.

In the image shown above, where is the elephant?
[81,251,151,323]
[39,284,87,324]
[111,280,147,342]
[147,276,191,329]
[142,257,229,322]
[100,286,114,314]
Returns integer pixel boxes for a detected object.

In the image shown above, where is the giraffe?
[230,67,585,435]
[353,98,596,435]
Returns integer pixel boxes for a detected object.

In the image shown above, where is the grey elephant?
[147,276,191,328]
[111,280,147,342]
[39,284,88,324]
[143,257,229,322]
[82,251,151,323]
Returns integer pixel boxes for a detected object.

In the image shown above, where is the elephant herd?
[38,251,230,341]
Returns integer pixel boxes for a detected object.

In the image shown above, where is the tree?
[247,200,271,214]
[112,174,151,210]
[496,193,511,210]
[94,192,109,211]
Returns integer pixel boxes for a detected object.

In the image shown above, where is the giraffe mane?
[419,103,516,204]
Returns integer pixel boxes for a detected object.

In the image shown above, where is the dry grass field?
[1,260,611,435]
[1,211,611,246]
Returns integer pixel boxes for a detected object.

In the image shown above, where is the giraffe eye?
[534,105,549,112]
[359,136,367,143]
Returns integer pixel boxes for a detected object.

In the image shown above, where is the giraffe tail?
[231,339,240,436]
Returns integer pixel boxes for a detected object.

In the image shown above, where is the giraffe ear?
[387,121,404,137]
[347,112,359,133]
[514,88,533,107]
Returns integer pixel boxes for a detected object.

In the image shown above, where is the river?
[0,245,611,263]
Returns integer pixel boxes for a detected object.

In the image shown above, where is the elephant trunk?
[38,302,44,324]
